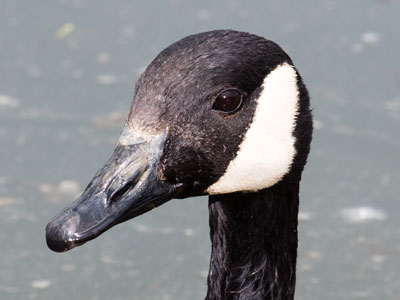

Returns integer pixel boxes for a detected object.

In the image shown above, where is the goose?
[46,29,313,300]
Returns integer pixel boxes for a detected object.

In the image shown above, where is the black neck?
[206,182,299,300]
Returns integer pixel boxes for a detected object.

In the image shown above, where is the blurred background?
[1,0,399,299]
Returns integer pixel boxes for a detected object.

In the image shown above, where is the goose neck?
[206,182,299,300]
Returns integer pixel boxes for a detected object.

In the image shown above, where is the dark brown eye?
[212,89,242,113]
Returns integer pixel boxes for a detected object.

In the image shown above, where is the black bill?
[46,130,182,252]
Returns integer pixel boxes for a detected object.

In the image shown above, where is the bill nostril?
[109,181,133,204]
[107,168,143,204]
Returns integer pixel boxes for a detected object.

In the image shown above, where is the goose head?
[46,30,312,253]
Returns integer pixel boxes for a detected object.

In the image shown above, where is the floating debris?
[161,226,174,235]
[340,206,387,223]
[121,25,136,38]
[184,228,194,236]
[351,32,380,53]
[0,95,20,108]
[300,263,312,271]
[361,32,380,44]
[313,119,323,130]
[371,255,385,264]
[133,224,151,233]
[238,10,249,20]
[298,211,312,221]
[381,173,391,186]
[61,264,75,272]
[55,22,75,39]
[0,176,9,185]
[0,285,19,293]
[39,180,81,203]
[96,74,118,85]
[197,10,211,20]
[31,279,51,289]
[0,197,22,207]
[309,277,320,284]
[102,255,118,264]
[385,97,400,112]
[91,111,126,129]
[169,0,183,4]
[26,64,41,78]
[200,270,209,278]
[59,180,80,194]
[306,250,323,260]
[97,52,111,64]
[71,69,84,79]
[353,290,372,298]
[351,43,364,53]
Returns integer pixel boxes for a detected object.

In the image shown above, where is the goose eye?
[212,89,242,113]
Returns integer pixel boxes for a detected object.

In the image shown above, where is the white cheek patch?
[207,63,299,194]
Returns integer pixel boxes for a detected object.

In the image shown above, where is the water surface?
[1,0,399,299]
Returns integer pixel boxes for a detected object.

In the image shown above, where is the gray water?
[1,0,399,299]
